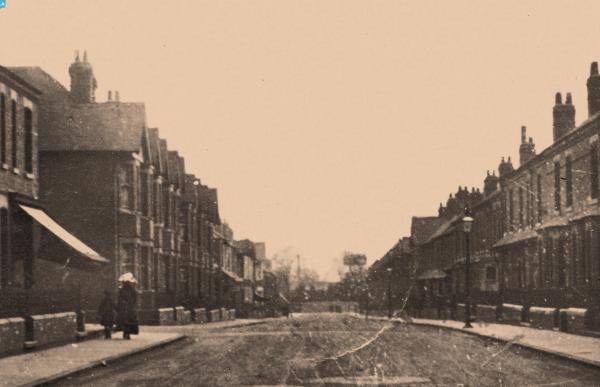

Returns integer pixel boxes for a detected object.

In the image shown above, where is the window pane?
[24,108,33,173]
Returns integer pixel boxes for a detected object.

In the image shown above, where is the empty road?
[55,314,600,386]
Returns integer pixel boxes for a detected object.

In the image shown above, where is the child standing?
[98,290,116,339]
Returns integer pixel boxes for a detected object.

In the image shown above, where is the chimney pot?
[555,92,563,105]
[115,91,120,102]
[555,90,576,141]
[591,62,598,76]
[107,90,112,101]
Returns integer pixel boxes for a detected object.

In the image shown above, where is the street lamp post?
[365,288,369,320]
[463,209,474,329]
[387,267,393,319]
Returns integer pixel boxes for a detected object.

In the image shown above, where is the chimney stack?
[115,91,120,102]
[107,90,112,101]
[553,92,575,141]
[68,50,97,104]
[519,126,536,165]
[499,156,514,177]
[588,62,600,117]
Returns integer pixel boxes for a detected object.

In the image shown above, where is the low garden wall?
[208,309,220,322]
[31,312,77,348]
[476,304,498,322]
[194,308,207,323]
[0,317,25,357]
[501,304,523,324]
[560,308,587,334]
[529,306,557,330]
[220,308,229,321]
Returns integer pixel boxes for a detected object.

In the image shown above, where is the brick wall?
[0,80,38,199]
[193,308,207,323]
[208,309,220,322]
[0,317,25,356]
[529,306,557,329]
[31,312,76,347]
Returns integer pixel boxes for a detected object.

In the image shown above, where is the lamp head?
[463,216,474,233]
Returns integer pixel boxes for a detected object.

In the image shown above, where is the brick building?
[369,62,600,331]
[0,64,108,351]
[10,53,239,323]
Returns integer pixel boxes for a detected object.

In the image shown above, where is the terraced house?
[370,61,600,334]
[0,64,108,355]
[9,53,239,324]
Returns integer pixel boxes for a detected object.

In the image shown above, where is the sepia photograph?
[2,1,600,385]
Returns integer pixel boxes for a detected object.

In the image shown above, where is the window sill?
[25,173,34,180]
[1,164,8,171]
[12,168,19,175]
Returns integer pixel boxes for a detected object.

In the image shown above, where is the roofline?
[0,65,42,100]
[503,113,600,180]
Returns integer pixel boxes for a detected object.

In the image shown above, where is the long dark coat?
[98,294,116,327]
[117,283,139,334]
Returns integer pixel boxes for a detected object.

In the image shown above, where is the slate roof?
[423,214,462,244]
[410,216,445,245]
[8,66,147,152]
[159,139,169,177]
[493,229,538,248]
[168,151,184,188]
[147,128,162,171]
[6,66,60,100]
[182,174,198,203]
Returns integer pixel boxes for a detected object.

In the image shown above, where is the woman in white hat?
[117,272,139,339]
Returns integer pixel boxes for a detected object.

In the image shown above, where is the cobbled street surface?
[55,314,600,386]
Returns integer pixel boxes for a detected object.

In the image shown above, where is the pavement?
[363,313,600,369]
[0,318,269,387]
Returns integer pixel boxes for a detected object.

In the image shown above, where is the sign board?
[343,254,367,266]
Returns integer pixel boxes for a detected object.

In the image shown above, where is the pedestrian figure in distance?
[98,290,116,339]
[283,303,291,318]
[117,272,139,340]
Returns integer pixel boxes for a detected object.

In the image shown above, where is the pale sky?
[2,0,600,280]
